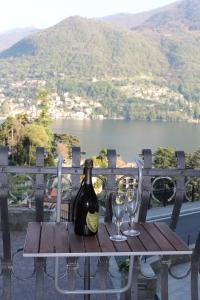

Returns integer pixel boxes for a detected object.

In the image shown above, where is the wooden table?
[24,221,191,257]
[23,221,192,299]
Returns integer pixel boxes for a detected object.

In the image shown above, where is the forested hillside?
[0,0,200,122]
[0,27,39,52]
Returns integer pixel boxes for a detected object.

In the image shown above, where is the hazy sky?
[0,0,178,33]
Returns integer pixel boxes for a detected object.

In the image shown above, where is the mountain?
[101,2,179,29]
[137,0,200,31]
[0,27,39,53]
[0,0,200,121]
[0,16,168,78]
[133,0,200,100]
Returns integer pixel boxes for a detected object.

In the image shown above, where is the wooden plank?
[104,223,131,253]
[121,223,146,252]
[24,222,41,254]
[84,235,100,253]
[136,223,161,251]
[55,222,69,253]
[97,223,116,253]
[155,222,190,251]
[143,223,175,251]
[40,222,55,253]
[68,222,85,253]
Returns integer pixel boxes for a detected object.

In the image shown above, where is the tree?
[35,88,52,128]
[54,133,80,160]
[24,124,52,165]
[92,148,108,168]
[154,147,176,168]
[0,115,26,163]
[191,148,200,168]
[184,152,193,168]
[34,88,54,149]
[96,148,108,167]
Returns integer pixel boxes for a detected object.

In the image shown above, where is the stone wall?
[0,207,53,231]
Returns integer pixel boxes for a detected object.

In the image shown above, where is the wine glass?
[123,188,140,237]
[109,192,127,242]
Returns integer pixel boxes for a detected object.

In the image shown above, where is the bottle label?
[86,211,99,233]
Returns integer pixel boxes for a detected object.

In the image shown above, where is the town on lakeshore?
[0,76,106,121]
[0,74,198,123]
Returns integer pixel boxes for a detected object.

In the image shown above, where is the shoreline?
[1,115,200,124]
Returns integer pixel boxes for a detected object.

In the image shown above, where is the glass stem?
[130,216,134,230]
[117,223,120,236]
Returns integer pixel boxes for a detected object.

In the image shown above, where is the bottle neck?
[84,168,92,185]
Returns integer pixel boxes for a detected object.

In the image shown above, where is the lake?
[52,119,200,162]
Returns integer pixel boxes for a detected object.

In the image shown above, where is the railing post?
[104,149,117,223]
[191,232,200,300]
[138,149,152,223]
[170,151,186,231]
[0,146,11,300]
[70,146,81,221]
[160,151,185,300]
[35,147,45,222]
[35,147,45,300]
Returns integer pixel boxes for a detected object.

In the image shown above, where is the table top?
[23,221,191,258]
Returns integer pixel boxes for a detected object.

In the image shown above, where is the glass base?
[123,229,140,237]
[109,234,127,242]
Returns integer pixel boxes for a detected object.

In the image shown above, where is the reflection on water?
[51,119,200,162]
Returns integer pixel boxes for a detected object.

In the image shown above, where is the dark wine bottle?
[74,159,99,236]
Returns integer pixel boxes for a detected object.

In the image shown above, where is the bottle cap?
[84,159,93,168]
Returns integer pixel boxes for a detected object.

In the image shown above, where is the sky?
[0,0,178,33]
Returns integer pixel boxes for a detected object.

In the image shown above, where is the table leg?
[191,258,199,300]
[55,256,134,296]
[35,257,45,300]
[131,256,140,300]
[160,257,169,300]
[2,262,12,300]
[98,257,110,300]
[66,257,79,300]
[84,257,90,300]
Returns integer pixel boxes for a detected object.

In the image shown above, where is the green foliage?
[0,115,28,163]
[24,124,51,148]
[97,148,107,162]
[44,152,56,166]
[92,148,108,168]
[54,133,80,159]
[0,14,196,88]
[191,148,200,168]
[91,149,108,194]
[185,152,193,168]
[23,123,53,165]
[9,174,33,204]
[35,88,52,128]
[0,87,81,165]
[118,259,129,272]
[154,147,176,168]
[0,39,36,58]
[153,147,199,169]
[58,80,126,118]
